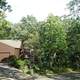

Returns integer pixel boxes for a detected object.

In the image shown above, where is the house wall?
[0,42,17,61]
[14,48,20,58]
[0,42,15,54]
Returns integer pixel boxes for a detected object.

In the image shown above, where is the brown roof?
[0,40,21,48]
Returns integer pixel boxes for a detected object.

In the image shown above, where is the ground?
[0,63,80,80]
[0,63,32,80]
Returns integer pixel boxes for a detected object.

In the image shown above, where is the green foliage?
[8,56,19,68]
[68,19,80,53]
[11,15,38,49]
[1,10,80,74]
[33,14,68,73]
[6,14,80,74]
[1,0,80,74]
[0,12,11,39]
[16,59,29,74]
[0,0,11,11]
[8,56,29,74]
[67,18,80,69]
[67,0,80,17]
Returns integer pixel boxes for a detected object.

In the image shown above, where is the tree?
[66,0,80,69]
[37,14,67,72]
[67,0,80,17]
[0,0,11,11]
[0,12,11,39]
[67,18,80,69]
[0,0,11,38]
[12,15,38,49]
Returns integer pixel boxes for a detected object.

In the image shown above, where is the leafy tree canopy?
[67,0,80,17]
[0,12,11,39]
[0,0,11,11]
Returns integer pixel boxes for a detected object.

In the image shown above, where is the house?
[0,40,21,61]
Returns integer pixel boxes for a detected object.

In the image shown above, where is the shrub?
[8,56,29,74]
[8,56,19,68]
[16,59,29,73]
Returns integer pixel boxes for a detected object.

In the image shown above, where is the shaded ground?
[0,63,80,80]
[46,72,80,80]
[0,63,33,80]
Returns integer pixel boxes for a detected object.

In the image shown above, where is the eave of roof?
[0,40,21,48]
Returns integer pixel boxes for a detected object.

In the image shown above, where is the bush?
[8,56,29,74]
[16,59,29,73]
[8,56,19,68]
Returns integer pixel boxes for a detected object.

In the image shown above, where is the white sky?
[6,0,69,23]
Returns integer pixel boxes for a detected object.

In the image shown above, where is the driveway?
[0,63,80,80]
[0,63,33,80]
[47,72,80,80]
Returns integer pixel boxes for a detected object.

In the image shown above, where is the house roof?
[0,40,21,48]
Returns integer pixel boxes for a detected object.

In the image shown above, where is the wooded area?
[0,0,80,74]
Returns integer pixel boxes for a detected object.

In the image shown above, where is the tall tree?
[12,15,38,49]
[67,18,80,69]
[0,0,11,11]
[0,12,11,39]
[37,14,67,71]
[68,0,80,17]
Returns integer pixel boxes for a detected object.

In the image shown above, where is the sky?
[6,0,69,23]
